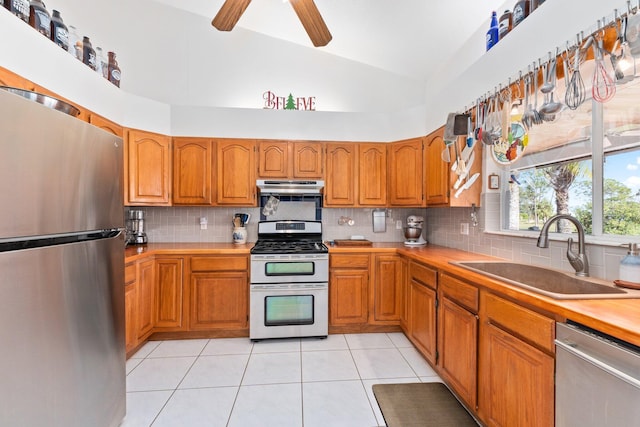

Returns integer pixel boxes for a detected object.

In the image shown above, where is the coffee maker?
[403,215,427,246]
[126,210,148,245]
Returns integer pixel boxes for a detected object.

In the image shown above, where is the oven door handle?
[555,339,640,390]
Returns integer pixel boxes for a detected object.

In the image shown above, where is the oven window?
[264,295,314,326]
[265,262,315,276]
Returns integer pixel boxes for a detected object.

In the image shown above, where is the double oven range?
[249,220,329,341]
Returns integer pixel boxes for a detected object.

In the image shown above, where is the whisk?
[592,38,616,103]
[565,45,586,110]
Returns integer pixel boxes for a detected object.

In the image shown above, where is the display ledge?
[125,242,640,347]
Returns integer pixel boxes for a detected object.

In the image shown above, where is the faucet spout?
[537,214,589,277]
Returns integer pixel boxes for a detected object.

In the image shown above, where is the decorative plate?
[491,122,528,165]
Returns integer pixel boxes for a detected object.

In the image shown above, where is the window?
[501,64,640,239]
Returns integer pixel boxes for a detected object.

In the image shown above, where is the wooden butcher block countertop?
[127,242,640,346]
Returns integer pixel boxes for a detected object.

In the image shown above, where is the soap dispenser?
[618,243,640,287]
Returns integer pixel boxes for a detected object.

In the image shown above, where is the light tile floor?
[122,332,442,427]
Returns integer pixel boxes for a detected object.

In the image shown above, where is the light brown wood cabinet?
[216,139,257,206]
[424,127,450,205]
[324,143,356,206]
[257,140,323,179]
[478,292,555,427]
[124,261,138,355]
[406,261,437,364]
[371,253,404,324]
[154,257,185,330]
[437,273,479,411]
[292,141,323,178]
[388,137,425,207]
[172,138,214,205]
[329,254,370,327]
[89,113,124,138]
[136,258,156,340]
[358,143,387,206]
[0,66,35,90]
[126,129,172,206]
[425,127,482,207]
[188,256,249,331]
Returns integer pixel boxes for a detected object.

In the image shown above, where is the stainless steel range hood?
[257,179,324,194]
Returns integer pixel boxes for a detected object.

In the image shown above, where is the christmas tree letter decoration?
[285,93,297,110]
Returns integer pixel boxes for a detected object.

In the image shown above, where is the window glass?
[501,58,640,238]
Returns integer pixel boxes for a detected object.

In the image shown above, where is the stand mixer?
[403,215,427,246]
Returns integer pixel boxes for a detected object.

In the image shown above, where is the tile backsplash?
[132,193,630,281]
[133,206,423,244]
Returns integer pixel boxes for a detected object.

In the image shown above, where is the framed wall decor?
[488,173,500,190]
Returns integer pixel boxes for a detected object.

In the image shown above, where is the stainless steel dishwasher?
[555,322,640,427]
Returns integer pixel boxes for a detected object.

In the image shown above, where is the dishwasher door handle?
[555,339,640,390]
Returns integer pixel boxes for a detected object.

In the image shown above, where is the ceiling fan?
[212,0,332,47]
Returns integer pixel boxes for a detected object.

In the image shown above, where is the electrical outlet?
[460,222,469,235]
[200,217,208,230]
[396,220,403,230]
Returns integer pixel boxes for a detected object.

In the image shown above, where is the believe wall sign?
[263,91,316,111]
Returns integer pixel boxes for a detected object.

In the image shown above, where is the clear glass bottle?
[28,0,51,38]
[7,0,30,23]
[67,25,82,60]
[107,51,121,87]
[49,9,69,51]
[512,0,530,27]
[82,36,97,71]
[96,46,109,78]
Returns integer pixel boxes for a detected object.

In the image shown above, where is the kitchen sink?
[451,261,640,300]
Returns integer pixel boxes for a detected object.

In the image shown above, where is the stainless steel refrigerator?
[0,88,125,427]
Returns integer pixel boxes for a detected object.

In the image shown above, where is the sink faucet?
[537,214,589,277]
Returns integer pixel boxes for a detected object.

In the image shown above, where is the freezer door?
[0,89,123,240]
[0,236,125,427]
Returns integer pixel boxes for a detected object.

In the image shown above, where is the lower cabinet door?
[438,296,478,409]
[409,280,437,364]
[189,271,248,330]
[329,269,368,325]
[478,322,554,427]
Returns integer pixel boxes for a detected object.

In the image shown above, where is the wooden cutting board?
[333,239,372,247]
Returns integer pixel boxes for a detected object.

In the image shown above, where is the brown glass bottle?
[7,0,30,23]
[512,0,530,27]
[107,51,121,87]
[82,36,97,71]
[49,9,68,51]
[29,0,51,37]
[499,10,512,39]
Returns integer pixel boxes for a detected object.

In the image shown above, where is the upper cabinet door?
[293,142,323,178]
[257,140,291,178]
[216,139,257,206]
[358,143,387,206]
[388,137,425,207]
[425,127,450,206]
[0,66,35,91]
[89,113,124,138]
[126,129,172,206]
[173,138,214,205]
[325,143,356,206]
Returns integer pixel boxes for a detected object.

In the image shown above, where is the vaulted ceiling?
[47,0,508,112]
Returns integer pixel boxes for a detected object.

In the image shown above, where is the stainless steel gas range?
[249,220,329,341]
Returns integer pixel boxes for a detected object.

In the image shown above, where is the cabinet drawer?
[330,254,370,269]
[482,292,555,353]
[440,273,478,313]
[190,256,248,272]
[409,261,437,290]
[124,262,136,285]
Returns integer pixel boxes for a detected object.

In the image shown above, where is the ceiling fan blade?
[212,0,251,31]
[289,0,332,47]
